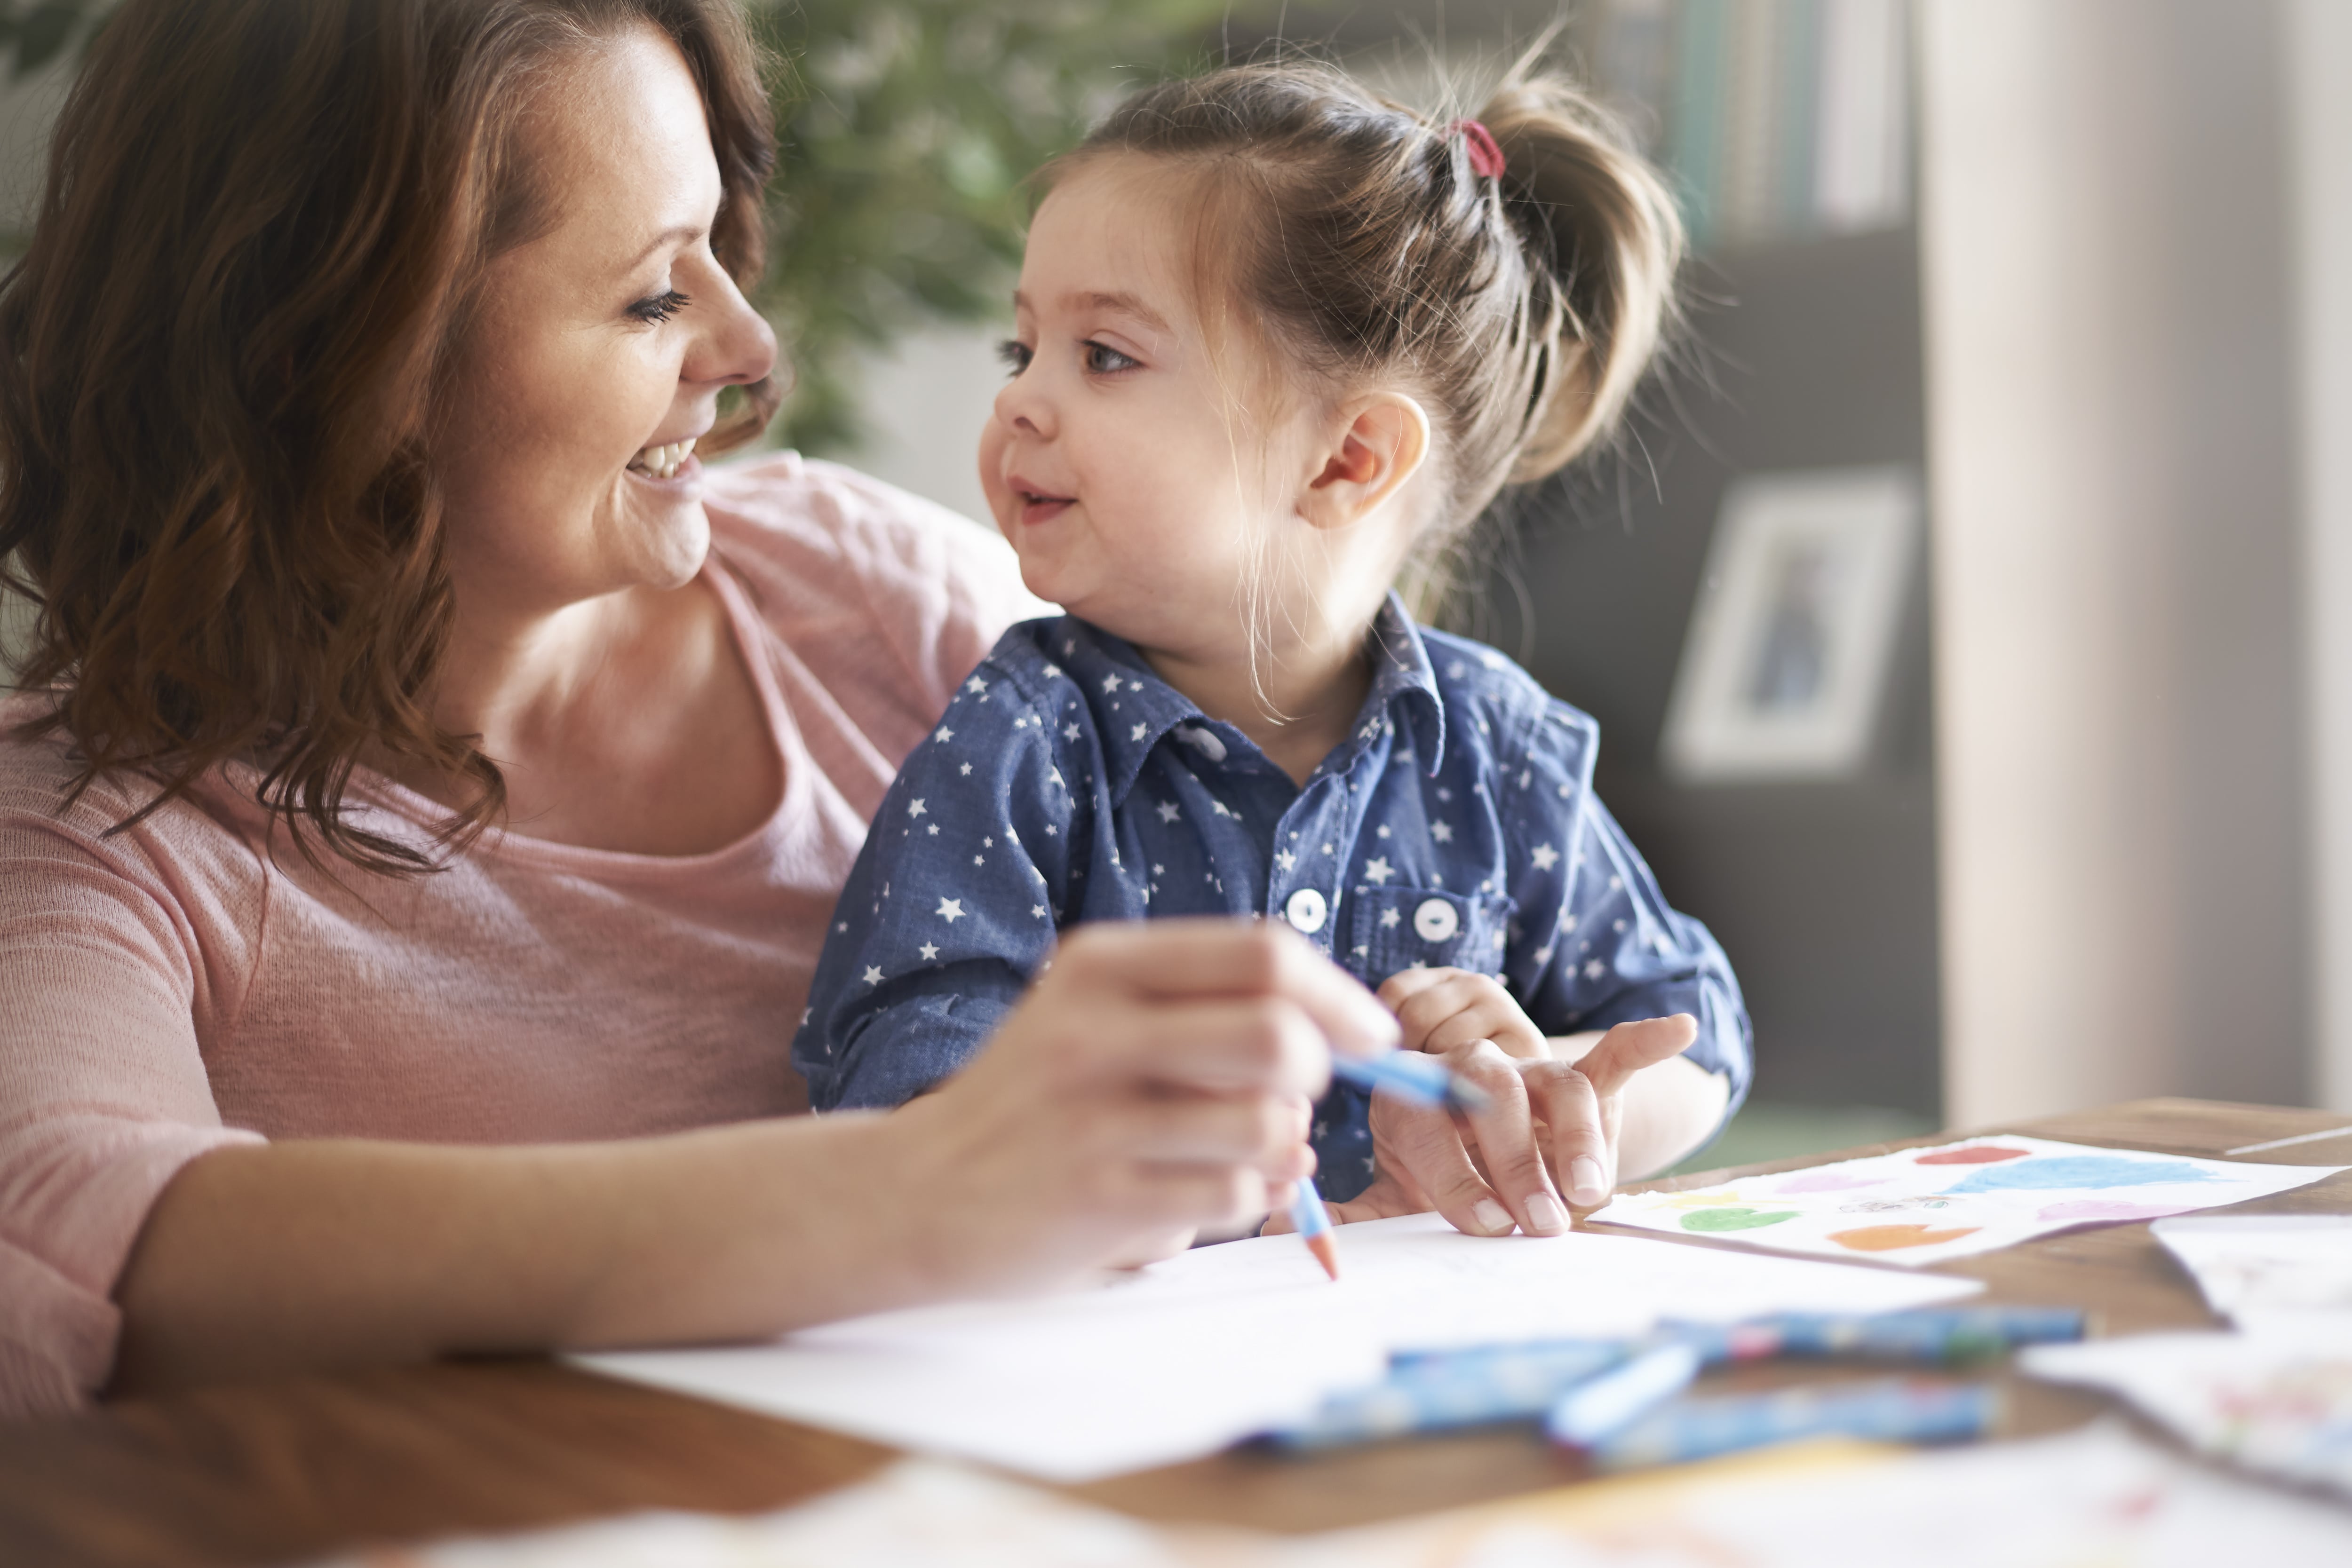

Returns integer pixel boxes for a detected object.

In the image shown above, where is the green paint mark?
[1681,1206,1800,1234]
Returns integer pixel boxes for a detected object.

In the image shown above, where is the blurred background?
[3,0,2348,1168]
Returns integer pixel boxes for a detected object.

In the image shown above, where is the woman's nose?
[688,269,779,389]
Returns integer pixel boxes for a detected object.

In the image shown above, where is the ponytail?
[1052,47,1683,541]
[1479,70,1684,483]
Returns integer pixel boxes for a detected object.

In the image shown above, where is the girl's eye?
[1083,340,1139,375]
[997,338,1033,376]
[628,289,690,325]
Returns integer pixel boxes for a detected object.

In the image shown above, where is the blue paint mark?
[1940,1155,2220,1194]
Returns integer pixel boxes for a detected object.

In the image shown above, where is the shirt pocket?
[1349,886,1515,984]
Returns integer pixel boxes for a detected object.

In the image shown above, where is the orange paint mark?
[1915,1145,2031,1165]
[1828,1224,1983,1251]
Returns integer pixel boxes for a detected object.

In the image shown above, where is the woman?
[0,0,1723,1419]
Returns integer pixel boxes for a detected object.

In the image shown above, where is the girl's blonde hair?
[1047,50,1683,559]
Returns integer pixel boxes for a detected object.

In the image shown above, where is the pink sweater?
[0,455,1039,1417]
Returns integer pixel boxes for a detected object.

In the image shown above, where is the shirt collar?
[1347,593,1448,777]
[1062,594,1449,805]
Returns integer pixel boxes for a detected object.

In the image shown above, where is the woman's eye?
[1083,340,1139,375]
[628,289,690,325]
[996,339,1033,376]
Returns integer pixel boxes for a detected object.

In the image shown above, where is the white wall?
[2289,0,2352,1113]
[837,325,1005,528]
[1920,0,2307,1125]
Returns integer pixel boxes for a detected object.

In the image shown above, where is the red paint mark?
[1914,1145,2032,1165]
[1828,1224,1983,1252]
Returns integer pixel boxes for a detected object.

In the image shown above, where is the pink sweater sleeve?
[0,753,264,1416]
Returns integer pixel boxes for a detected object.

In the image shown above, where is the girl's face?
[979,161,1322,662]
[433,27,777,621]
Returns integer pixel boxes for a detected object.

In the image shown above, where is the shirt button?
[1284,888,1328,934]
[1414,898,1459,942]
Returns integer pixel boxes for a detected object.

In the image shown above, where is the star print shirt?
[793,596,1750,1200]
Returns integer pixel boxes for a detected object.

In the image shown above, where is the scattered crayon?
[1544,1341,1705,1448]
[1671,1306,2088,1366]
[1581,1378,1999,1471]
[1269,1340,1627,1450]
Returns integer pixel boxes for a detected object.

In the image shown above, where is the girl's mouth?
[627,436,698,482]
[1014,486,1074,524]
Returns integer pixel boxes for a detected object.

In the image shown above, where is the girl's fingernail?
[1524,1191,1568,1234]
[1571,1157,1608,1206]
[1471,1198,1513,1235]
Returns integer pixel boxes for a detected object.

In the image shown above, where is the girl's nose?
[993,364,1055,440]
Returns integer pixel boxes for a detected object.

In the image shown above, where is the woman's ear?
[1300,392,1431,531]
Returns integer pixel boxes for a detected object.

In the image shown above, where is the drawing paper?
[576,1213,1976,1481]
[1589,1135,2345,1267]
[2024,1324,2352,1498]
[2152,1214,2352,1326]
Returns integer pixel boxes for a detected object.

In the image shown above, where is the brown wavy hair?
[0,0,780,872]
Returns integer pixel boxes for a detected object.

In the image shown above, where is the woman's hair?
[0,0,779,873]
[1049,49,1683,559]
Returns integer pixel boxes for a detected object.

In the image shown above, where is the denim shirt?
[793,596,1750,1201]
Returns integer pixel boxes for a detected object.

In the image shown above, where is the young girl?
[794,58,1749,1235]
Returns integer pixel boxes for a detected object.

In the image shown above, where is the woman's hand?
[1269,1013,1701,1240]
[885,919,1399,1296]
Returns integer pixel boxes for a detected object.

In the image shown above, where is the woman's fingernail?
[1471,1198,1513,1235]
[1524,1191,1568,1234]
[1571,1158,1609,1206]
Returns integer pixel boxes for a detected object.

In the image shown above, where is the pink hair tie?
[1450,119,1506,179]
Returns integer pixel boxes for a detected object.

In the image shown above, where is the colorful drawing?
[1829,1224,1983,1251]
[1941,1156,2219,1195]
[1588,1136,2345,1268]
[1914,1145,2030,1166]
[1680,1207,1800,1234]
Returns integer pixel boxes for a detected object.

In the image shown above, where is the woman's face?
[434,26,776,619]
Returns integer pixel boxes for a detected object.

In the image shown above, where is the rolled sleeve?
[0,775,262,1415]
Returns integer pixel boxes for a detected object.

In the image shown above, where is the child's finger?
[1439,1042,1571,1236]
[1574,1014,1698,1098]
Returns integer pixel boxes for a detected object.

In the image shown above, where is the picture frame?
[1661,465,1919,784]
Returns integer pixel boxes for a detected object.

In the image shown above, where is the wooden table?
[5,1097,2348,1567]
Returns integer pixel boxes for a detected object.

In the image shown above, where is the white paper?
[577,1214,1979,1482]
[2024,1324,2352,1498]
[2153,1214,2352,1326]
[1590,1134,2346,1267]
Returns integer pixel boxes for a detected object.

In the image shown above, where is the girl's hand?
[888,919,1396,1295]
[1377,966,1547,1059]
[1267,1014,1700,1240]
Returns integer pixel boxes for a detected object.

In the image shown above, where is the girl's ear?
[1300,392,1431,531]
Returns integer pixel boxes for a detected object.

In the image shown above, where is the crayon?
[1331,1049,1490,1113]
[1580,1378,1999,1471]
[1268,1340,1627,1449]
[1290,1180,1340,1282]
[1670,1307,2087,1366]
[1544,1341,1704,1447]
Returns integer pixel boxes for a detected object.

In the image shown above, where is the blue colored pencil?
[1580,1378,1999,1471]
[1330,1049,1490,1113]
[1290,1180,1340,1282]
